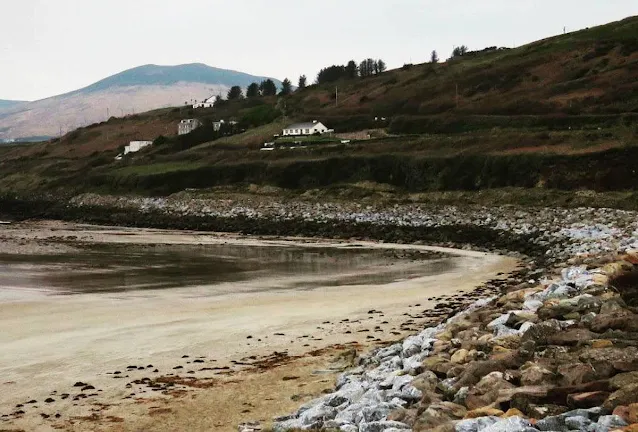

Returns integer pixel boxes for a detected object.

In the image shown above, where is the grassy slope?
[1,16,637,201]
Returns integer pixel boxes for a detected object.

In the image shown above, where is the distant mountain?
[0,99,28,111]
[0,63,281,141]
[80,63,279,94]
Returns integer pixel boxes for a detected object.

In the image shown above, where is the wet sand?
[0,221,518,431]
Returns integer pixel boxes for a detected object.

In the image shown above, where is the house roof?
[284,122,324,130]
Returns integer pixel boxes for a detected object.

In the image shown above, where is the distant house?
[117,141,153,159]
[193,96,216,109]
[212,120,225,132]
[178,119,202,135]
[282,120,332,136]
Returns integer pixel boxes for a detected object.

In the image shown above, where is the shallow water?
[0,243,453,295]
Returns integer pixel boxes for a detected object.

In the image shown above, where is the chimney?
[313,120,317,124]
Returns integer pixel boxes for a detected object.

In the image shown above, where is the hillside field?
[1,16,637,208]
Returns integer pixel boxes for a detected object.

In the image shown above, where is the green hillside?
[1,16,638,208]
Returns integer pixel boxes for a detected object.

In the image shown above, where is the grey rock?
[592,415,628,432]
[299,403,337,425]
[438,377,458,399]
[327,382,366,407]
[272,418,303,432]
[335,403,366,424]
[455,417,501,432]
[453,386,469,405]
[361,403,397,423]
[359,421,411,432]
[341,425,359,432]
[564,415,592,430]
[481,417,537,432]
[402,335,425,357]
[403,354,426,375]
[376,345,402,361]
[536,408,606,431]
[535,415,567,431]
[394,385,422,402]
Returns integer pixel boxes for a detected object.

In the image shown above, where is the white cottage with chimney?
[282,120,332,136]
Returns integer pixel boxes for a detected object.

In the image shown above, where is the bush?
[153,135,168,146]
[240,105,281,128]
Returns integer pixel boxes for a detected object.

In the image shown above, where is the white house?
[178,119,202,135]
[193,96,216,109]
[124,141,153,155]
[282,121,333,136]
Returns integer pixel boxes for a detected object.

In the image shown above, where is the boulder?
[505,311,539,327]
[360,403,403,423]
[605,383,638,411]
[538,295,602,320]
[387,407,417,425]
[403,335,426,357]
[411,371,439,394]
[480,417,537,432]
[438,378,459,400]
[558,362,598,386]
[611,372,638,390]
[593,414,628,431]
[465,372,516,410]
[298,403,337,425]
[521,319,562,345]
[591,339,615,349]
[359,421,411,432]
[452,357,521,392]
[453,387,469,406]
[611,404,638,425]
[414,402,467,429]
[464,407,505,418]
[272,418,303,432]
[600,297,629,314]
[326,381,366,406]
[521,364,555,386]
[567,391,611,408]
[422,355,453,376]
[525,404,568,419]
[626,403,638,424]
[451,349,469,365]
[534,407,605,431]
[502,408,526,418]
[580,347,638,376]
[454,417,501,432]
[564,415,593,430]
[546,328,598,346]
[590,310,638,333]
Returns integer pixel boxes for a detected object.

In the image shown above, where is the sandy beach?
[0,221,517,431]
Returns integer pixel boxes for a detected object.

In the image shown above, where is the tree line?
[313,58,387,85]
[225,78,294,101]
[223,46,471,102]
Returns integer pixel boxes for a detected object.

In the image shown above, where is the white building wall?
[124,141,153,155]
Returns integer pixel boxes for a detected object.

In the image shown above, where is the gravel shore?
[4,193,638,432]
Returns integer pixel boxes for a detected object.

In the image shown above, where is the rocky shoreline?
[4,194,638,432]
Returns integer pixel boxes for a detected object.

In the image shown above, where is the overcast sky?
[1,0,636,101]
